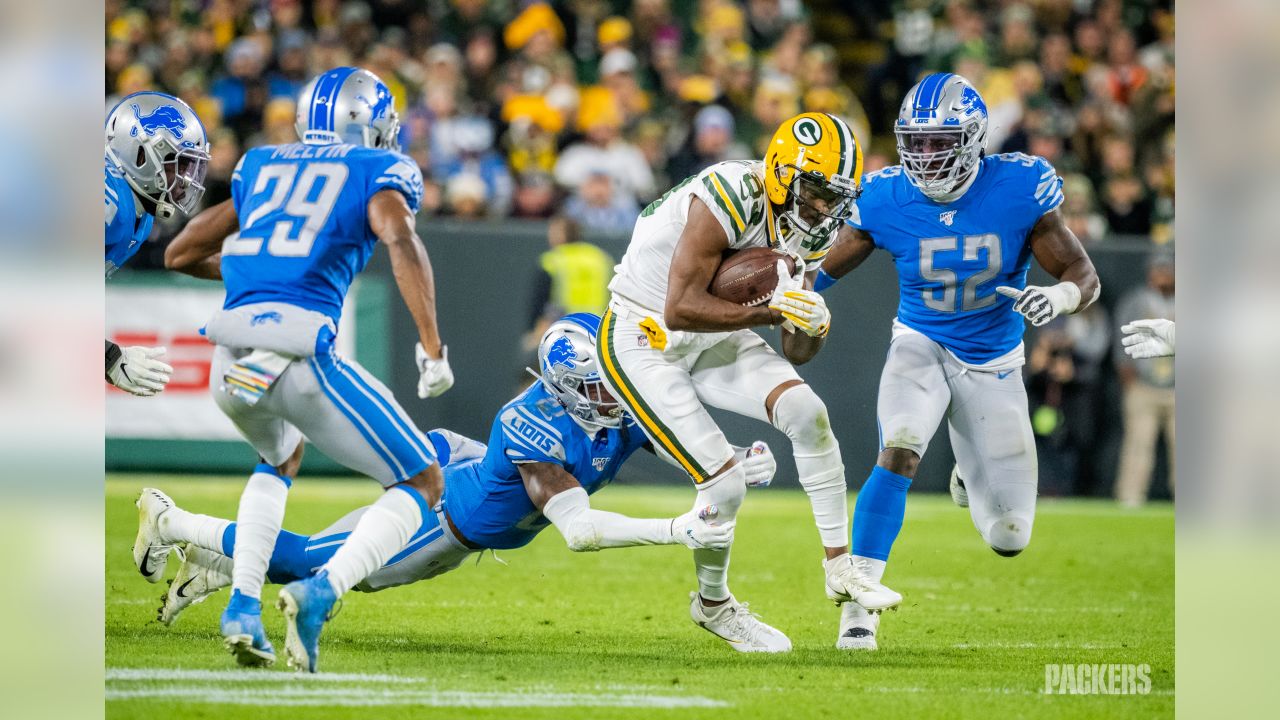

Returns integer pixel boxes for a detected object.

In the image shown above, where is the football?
[709,247,796,306]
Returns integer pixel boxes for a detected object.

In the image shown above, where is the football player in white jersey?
[598,113,901,653]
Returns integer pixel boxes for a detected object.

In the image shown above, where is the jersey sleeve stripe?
[701,177,741,240]
[707,173,747,234]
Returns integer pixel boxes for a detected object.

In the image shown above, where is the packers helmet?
[763,112,863,241]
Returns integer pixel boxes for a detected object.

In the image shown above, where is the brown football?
[709,247,796,306]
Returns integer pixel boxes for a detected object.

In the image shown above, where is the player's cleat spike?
[689,592,792,653]
[133,488,177,583]
[158,544,232,626]
[836,601,881,650]
[277,571,339,673]
[824,554,903,611]
[220,589,275,667]
[949,465,969,508]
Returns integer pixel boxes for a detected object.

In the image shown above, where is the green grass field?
[106,476,1173,719]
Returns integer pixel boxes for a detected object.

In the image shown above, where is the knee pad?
[772,384,837,454]
[985,513,1032,556]
[697,463,747,519]
[879,413,932,456]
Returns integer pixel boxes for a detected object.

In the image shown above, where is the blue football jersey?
[222,142,424,322]
[443,383,650,550]
[104,157,154,278]
[847,153,1064,363]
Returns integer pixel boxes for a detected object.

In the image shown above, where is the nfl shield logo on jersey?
[592,456,608,471]
[939,210,957,226]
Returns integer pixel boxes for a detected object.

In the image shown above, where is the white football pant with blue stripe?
[210,344,436,484]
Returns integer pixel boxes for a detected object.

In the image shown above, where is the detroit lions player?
[104,91,209,396]
[817,74,1100,650]
[153,67,454,671]
[136,315,776,644]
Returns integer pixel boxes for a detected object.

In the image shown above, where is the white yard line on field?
[106,668,730,708]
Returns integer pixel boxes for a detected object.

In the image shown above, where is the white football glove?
[769,260,830,337]
[415,343,454,398]
[1121,319,1175,359]
[671,505,735,550]
[736,440,777,488]
[996,282,1082,327]
[108,346,173,397]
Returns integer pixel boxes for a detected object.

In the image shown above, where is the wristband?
[106,340,122,380]
[813,268,838,293]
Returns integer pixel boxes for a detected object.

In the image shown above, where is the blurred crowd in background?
[106,0,1175,504]
[107,0,1174,244]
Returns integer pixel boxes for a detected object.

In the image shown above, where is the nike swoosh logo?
[139,547,156,577]
[175,574,199,598]
[996,370,1014,379]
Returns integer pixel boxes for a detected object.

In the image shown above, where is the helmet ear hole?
[135,147,146,167]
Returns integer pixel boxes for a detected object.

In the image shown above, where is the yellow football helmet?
[763,112,863,241]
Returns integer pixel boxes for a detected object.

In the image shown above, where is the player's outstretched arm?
[815,224,877,290]
[996,209,1101,327]
[368,189,453,398]
[164,199,237,280]
[520,462,732,551]
[665,198,782,332]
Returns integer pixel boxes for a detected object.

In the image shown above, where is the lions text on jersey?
[104,156,155,278]
[847,153,1064,364]
[222,142,424,322]
[442,383,649,550]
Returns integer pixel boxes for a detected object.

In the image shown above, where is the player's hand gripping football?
[769,260,830,337]
[1121,319,1175,359]
[671,505,734,550]
[996,282,1081,327]
[108,346,174,397]
[737,441,777,488]
[415,343,455,398]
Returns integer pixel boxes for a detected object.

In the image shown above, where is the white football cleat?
[836,601,881,650]
[133,488,176,583]
[690,592,792,653]
[949,465,969,507]
[824,554,902,611]
[158,545,233,626]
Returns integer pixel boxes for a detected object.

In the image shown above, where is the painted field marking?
[106,668,730,708]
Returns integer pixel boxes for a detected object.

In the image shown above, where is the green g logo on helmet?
[792,117,823,146]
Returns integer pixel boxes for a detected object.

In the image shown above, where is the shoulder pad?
[696,161,766,242]
[991,153,1063,213]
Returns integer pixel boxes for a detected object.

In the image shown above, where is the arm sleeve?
[497,405,568,464]
[370,152,424,214]
[541,486,674,551]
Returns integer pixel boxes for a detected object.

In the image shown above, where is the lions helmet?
[295,67,400,151]
[763,112,863,242]
[895,73,989,200]
[533,313,624,430]
[105,91,210,219]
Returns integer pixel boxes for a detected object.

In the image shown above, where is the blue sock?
[219,523,340,585]
[850,466,913,561]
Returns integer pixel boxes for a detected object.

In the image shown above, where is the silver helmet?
[895,73,989,200]
[295,67,400,151]
[105,91,210,219]
[531,313,624,431]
